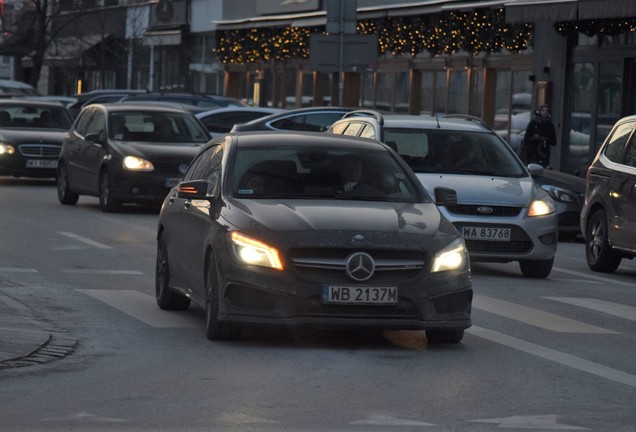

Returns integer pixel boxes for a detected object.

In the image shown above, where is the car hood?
[110,141,202,161]
[535,170,586,193]
[223,198,457,248]
[416,173,537,206]
[0,129,67,145]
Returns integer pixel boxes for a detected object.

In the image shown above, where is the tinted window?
[603,122,634,163]
[202,112,269,133]
[271,112,345,132]
[0,104,72,130]
[74,108,94,135]
[85,109,105,136]
[107,111,210,143]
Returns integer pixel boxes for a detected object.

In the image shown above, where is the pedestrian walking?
[519,104,557,168]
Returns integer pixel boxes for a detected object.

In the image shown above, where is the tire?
[519,257,554,278]
[205,252,239,341]
[426,329,464,344]
[99,169,122,212]
[155,234,191,311]
[56,163,79,205]
[585,209,621,273]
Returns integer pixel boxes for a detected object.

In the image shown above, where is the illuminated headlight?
[431,238,468,273]
[123,156,154,171]
[540,184,580,204]
[229,231,283,270]
[528,198,556,217]
[0,143,15,155]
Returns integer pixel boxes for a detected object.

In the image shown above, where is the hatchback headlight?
[528,198,556,217]
[540,184,580,204]
[123,155,154,171]
[0,143,15,155]
[229,231,283,270]
[431,238,468,273]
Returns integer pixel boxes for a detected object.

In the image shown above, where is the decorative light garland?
[555,18,636,36]
[214,8,533,64]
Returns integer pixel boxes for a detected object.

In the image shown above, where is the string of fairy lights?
[213,7,636,65]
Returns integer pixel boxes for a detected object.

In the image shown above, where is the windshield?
[108,111,210,144]
[0,105,72,130]
[384,128,527,177]
[229,146,426,203]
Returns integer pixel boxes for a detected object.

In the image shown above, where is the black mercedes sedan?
[57,103,210,212]
[0,100,73,178]
[155,131,473,344]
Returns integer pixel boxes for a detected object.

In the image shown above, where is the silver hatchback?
[328,111,558,278]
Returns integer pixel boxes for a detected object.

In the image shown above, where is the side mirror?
[527,163,544,178]
[85,132,104,146]
[434,187,457,207]
[177,180,209,200]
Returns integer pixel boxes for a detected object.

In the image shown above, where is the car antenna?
[434,113,441,129]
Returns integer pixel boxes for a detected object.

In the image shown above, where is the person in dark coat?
[520,104,557,167]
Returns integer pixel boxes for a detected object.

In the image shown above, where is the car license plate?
[165,177,182,188]
[322,285,398,305]
[26,159,57,169]
[462,226,511,241]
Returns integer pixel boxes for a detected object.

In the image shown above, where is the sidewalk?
[0,290,77,369]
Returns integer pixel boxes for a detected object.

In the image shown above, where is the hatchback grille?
[18,144,60,158]
[465,239,533,254]
[448,204,522,217]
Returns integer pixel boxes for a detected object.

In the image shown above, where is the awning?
[505,0,578,23]
[143,29,184,46]
[578,0,636,19]
[213,11,326,30]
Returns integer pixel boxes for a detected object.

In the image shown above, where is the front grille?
[290,248,427,283]
[448,204,522,217]
[18,144,60,158]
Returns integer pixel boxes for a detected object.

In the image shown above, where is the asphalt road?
[1,177,635,432]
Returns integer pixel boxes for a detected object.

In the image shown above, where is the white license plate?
[26,159,57,169]
[322,285,398,305]
[165,177,182,188]
[462,226,511,241]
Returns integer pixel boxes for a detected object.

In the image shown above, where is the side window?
[359,124,376,139]
[302,112,346,131]
[85,110,106,137]
[603,122,634,163]
[343,122,364,137]
[623,135,636,168]
[329,121,348,135]
[189,144,224,195]
[74,108,94,135]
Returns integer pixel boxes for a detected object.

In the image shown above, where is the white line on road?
[546,297,636,322]
[77,289,199,328]
[57,231,112,249]
[468,326,636,388]
[63,269,144,275]
[473,295,616,334]
[0,267,37,273]
[553,266,636,288]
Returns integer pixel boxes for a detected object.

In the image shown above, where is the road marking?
[351,415,436,427]
[553,266,636,288]
[473,295,616,334]
[58,231,112,249]
[546,297,636,322]
[0,267,37,273]
[63,269,144,275]
[77,289,199,328]
[468,326,636,388]
[548,277,603,285]
[470,414,588,430]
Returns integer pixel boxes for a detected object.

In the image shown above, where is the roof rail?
[441,114,492,131]
[342,109,384,126]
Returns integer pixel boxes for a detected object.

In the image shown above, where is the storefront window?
[493,70,511,139]
[420,71,434,115]
[469,69,483,118]
[433,70,447,114]
[569,62,595,175]
[375,72,391,111]
[447,70,467,114]
[595,62,622,152]
[394,72,409,113]
[361,72,374,108]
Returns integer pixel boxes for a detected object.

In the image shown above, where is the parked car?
[580,114,636,273]
[195,106,284,137]
[328,111,558,278]
[0,99,74,178]
[155,131,472,343]
[68,89,147,118]
[534,169,585,240]
[231,106,353,133]
[120,93,248,109]
[56,103,210,212]
[0,79,38,96]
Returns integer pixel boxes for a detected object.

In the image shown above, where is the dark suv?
[581,115,636,273]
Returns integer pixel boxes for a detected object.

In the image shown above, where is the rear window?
[603,122,635,163]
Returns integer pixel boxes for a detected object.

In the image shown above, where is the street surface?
[1,177,635,431]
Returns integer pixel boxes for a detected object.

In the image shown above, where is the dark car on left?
[0,99,73,178]
[57,103,210,212]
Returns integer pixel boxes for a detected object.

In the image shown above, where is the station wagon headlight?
[0,143,15,155]
[431,238,468,273]
[229,231,283,270]
[123,155,154,171]
[528,198,556,217]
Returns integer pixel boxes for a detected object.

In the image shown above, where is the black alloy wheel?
[586,209,621,273]
[205,252,239,341]
[99,169,122,212]
[56,163,79,205]
[155,234,191,310]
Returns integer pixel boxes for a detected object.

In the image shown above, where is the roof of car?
[225,130,385,149]
[0,99,71,109]
[85,103,197,114]
[233,106,354,127]
[195,106,285,118]
[340,110,494,133]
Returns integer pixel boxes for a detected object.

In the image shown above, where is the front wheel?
[519,257,554,278]
[99,169,122,212]
[155,234,190,311]
[426,329,464,344]
[57,163,79,205]
[586,209,621,273]
[205,253,239,341]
